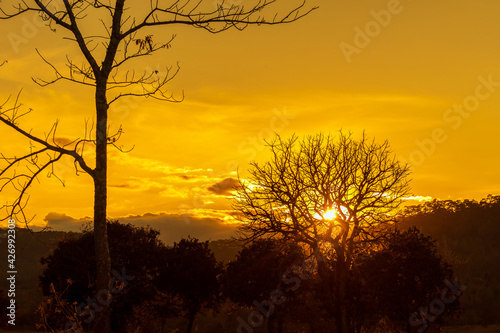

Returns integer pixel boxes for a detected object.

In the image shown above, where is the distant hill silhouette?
[0,228,241,329]
[208,238,241,263]
[400,195,500,325]
[1,196,499,329]
[0,228,79,329]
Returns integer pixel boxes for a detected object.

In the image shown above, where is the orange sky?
[1,0,500,242]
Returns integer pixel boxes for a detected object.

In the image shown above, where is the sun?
[313,208,339,220]
[323,209,337,220]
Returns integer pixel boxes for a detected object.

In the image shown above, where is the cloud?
[120,213,238,244]
[53,137,95,153]
[54,137,74,146]
[207,177,241,196]
[43,211,238,245]
[108,184,131,188]
[43,212,91,232]
[109,153,214,177]
[403,195,433,202]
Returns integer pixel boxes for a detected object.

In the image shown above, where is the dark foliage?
[223,239,304,305]
[401,195,500,325]
[223,239,330,332]
[158,237,223,333]
[354,227,460,332]
[39,220,165,332]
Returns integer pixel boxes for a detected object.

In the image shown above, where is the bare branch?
[0,1,33,20]
[0,91,94,175]
[1,3,316,331]
[122,0,317,37]
[112,34,176,70]
[0,95,97,225]
[32,49,96,87]
[108,62,183,105]
[234,132,412,266]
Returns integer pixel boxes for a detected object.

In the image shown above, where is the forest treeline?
[400,194,500,326]
[0,195,498,332]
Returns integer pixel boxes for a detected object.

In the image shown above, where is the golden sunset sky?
[1,0,500,243]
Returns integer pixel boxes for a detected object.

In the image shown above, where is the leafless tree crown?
[0,0,316,225]
[234,132,412,259]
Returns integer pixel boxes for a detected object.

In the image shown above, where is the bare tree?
[234,132,411,333]
[0,1,316,332]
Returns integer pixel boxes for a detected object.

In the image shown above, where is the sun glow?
[314,208,338,220]
[323,209,337,220]
[314,206,350,221]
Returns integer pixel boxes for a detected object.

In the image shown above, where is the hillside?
[0,228,79,328]
[0,228,240,329]
[400,195,500,325]
[1,196,499,329]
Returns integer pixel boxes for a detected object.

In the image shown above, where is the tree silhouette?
[354,227,460,332]
[400,196,500,327]
[0,1,316,331]
[158,237,222,333]
[234,132,411,333]
[223,239,305,332]
[224,239,303,304]
[39,221,165,332]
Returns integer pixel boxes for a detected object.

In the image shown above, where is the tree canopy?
[354,227,460,332]
[39,221,165,332]
[234,132,412,333]
[1,2,316,331]
[158,237,223,333]
[235,132,411,253]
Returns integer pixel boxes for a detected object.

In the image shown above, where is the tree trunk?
[93,81,112,333]
[334,259,350,333]
[264,316,270,333]
[91,2,126,330]
[277,316,284,333]
[268,313,287,333]
[309,320,316,333]
[186,310,196,333]
[316,259,336,333]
